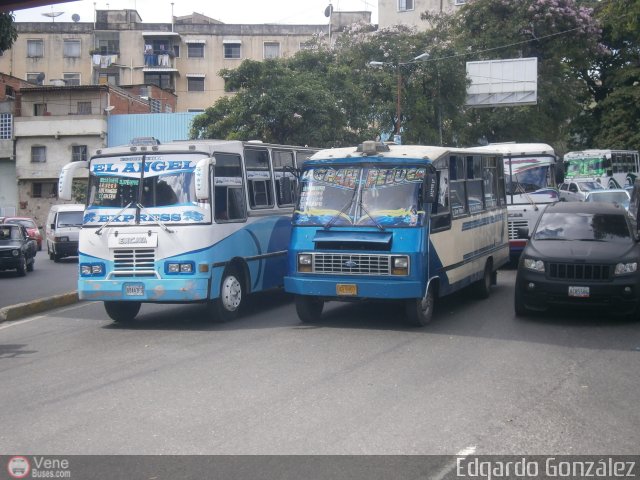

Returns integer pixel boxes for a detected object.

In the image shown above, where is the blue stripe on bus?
[461,213,504,231]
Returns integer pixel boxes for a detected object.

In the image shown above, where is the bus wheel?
[104,301,140,323]
[474,261,493,299]
[295,295,324,323]
[406,283,435,327]
[216,267,243,322]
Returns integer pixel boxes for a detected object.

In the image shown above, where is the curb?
[0,291,79,323]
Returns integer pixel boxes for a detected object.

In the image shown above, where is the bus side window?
[245,148,274,209]
[273,150,296,207]
[213,152,246,222]
[430,169,451,231]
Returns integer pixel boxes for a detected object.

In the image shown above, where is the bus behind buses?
[476,143,559,261]
[284,141,509,326]
[58,139,317,323]
[564,149,640,188]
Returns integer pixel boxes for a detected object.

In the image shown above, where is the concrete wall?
[377,0,466,29]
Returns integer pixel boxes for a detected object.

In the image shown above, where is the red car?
[3,216,43,251]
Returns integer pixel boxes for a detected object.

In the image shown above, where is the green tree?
[447,0,601,150]
[0,12,18,52]
[570,0,640,151]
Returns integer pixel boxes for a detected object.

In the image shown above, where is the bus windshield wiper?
[95,202,132,235]
[358,192,385,231]
[136,203,174,233]
[514,173,539,211]
[323,188,358,230]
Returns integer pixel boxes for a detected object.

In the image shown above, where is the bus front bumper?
[284,276,424,299]
[78,277,210,302]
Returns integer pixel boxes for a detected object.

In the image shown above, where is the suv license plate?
[568,286,589,298]
[125,284,144,296]
[336,284,357,296]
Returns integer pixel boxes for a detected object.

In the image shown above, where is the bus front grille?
[508,220,528,240]
[548,263,611,281]
[313,253,391,275]
[113,249,156,277]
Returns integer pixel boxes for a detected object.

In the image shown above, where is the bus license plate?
[336,284,357,296]
[125,284,144,296]
[568,286,589,298]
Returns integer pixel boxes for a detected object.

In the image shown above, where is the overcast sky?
[13,0,377,25]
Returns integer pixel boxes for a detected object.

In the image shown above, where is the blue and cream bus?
[58,139,317,323]
[284,141,509,326]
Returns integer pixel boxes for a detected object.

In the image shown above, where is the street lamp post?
[368,52,430,141]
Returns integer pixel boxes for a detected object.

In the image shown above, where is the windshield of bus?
[504,157,558,203]
[85,153,211,226]
[565,156,606,178]
[293,166,425,227]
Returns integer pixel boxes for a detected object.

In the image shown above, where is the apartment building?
[377,0,467,29]
[0,9,371,112]
[13,84,177,223]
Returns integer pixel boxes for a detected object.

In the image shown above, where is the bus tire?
[295,295,324,323]
[406,283,435,327]
[104,301,140,323]
[215,267,243,322]
[474,260,493,299]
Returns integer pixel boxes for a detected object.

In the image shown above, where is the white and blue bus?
[284,141,509,326]
[564,149,640,188]
[58,139,317,323]
[476,143,559,261]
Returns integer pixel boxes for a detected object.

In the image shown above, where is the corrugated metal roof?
[107,112,201,147]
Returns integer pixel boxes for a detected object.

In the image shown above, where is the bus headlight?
[165,261,195,275]
[392,256,409,276]
[298,254,312,273]
[80,262,105,277]
[523,258,545,273]
[615,262,637,276]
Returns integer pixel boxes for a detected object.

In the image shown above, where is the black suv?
[0,224,37,276]
[515,202,640,317]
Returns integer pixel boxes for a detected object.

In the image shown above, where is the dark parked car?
[3,216,43,251]
[0,224,37,276]
[515,202,640,317]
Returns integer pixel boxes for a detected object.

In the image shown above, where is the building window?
[187,43,204,58]
[144,73,171,89]
[97,72,119,86]
[96,39,119,54]
[27,39,44,58]
[34,103,47,116]
[31,146,46,163]
[63,39,81,58]
[454,0,467,4]
[64,73,80,86]
[0,114,12,140]
[398,0,414,11]
[32,181,57,198]
[150,98,161,113]
[223,42,241,59]
[27,72,45,85]
[188,109,205,113]
[72,145,88,162]
[264,42,280,59]
[187,77,205,92]
[77,102,92,114]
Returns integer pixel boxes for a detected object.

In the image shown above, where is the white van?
[45,204,84,262]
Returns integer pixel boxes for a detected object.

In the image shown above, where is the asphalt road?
[0,269,639,456]
[0,254,78,308]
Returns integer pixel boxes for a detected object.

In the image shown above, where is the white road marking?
[430,445,477,480]
[0,301,97,331]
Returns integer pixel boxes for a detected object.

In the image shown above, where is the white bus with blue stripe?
[476,143,559,262]
[284,141,509,326]
[58,139,317,323]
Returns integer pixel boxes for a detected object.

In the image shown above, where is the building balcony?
[142,53,178,72]
[91,52,121,69]
[15,115,106,138]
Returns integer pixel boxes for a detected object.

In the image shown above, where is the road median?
[0,291,79,323]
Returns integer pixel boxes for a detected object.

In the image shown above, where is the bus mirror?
[195,157,215,200]
[58,161,88,200]
[279,176,294,205]
[424,174,438,204]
